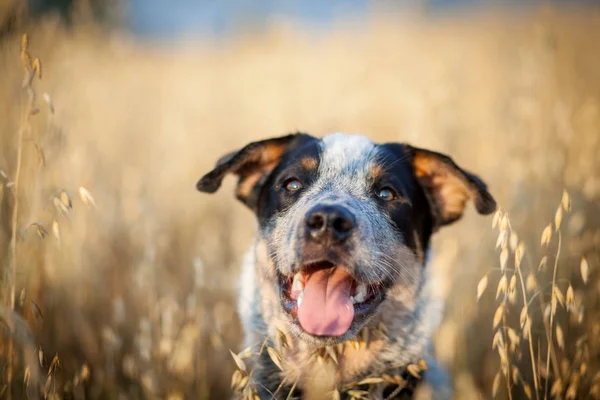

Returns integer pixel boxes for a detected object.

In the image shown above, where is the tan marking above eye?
[301,157,318,170]
[370,163,385,181]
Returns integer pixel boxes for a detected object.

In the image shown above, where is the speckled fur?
[237,135,450,399]
[197,132,495,399]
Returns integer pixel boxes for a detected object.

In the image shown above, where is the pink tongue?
[297,267,354,336]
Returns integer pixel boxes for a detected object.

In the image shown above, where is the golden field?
[0,5,599,399]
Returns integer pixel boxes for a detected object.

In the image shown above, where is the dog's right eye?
[284,179,303,192]
[377,187,397,201]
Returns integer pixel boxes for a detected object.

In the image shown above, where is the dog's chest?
[274,326,388,391]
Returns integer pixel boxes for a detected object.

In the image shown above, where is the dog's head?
[197,133,496,345]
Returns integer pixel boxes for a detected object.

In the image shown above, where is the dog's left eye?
[377,187,397,201]
[284,179,303,192]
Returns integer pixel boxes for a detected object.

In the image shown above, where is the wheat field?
[0,5,599,399]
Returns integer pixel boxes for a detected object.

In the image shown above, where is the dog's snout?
[305,205,356,243]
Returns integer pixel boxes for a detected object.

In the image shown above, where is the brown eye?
[377,187,396,201]
[285,179,303,192]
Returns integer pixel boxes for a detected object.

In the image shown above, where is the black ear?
[197,133,314,210]
[406,145,496,228]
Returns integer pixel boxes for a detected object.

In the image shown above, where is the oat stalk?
[515,261,540,399]
[544,230,562,399]
[502,303,514,400]
[5,33,38,400]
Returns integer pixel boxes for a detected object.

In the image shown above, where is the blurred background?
[0,0,599,399]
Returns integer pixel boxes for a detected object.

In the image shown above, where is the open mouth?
[278,261,384,338]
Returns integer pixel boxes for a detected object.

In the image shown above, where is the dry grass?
[229,326,427,400]
[0,5,599,399]
[477,193,598,400]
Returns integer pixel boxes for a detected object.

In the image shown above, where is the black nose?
[305,205,356,243]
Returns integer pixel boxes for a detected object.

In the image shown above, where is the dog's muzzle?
[276,205,385,339]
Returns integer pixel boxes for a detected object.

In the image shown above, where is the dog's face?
[197,133,495,345]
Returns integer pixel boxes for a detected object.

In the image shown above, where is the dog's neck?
[236,241,445,399]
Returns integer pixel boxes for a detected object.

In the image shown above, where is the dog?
[197,133,496,399]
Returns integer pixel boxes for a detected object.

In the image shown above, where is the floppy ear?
[407,145,496,229]
[197,133,313,210]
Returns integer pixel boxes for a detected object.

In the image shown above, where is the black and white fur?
[197,132,496,399]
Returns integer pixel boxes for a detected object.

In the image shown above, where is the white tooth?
[297,291,304,306]
[354,284,367,303]
[292,273,304,292]
[350,296,356,304]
